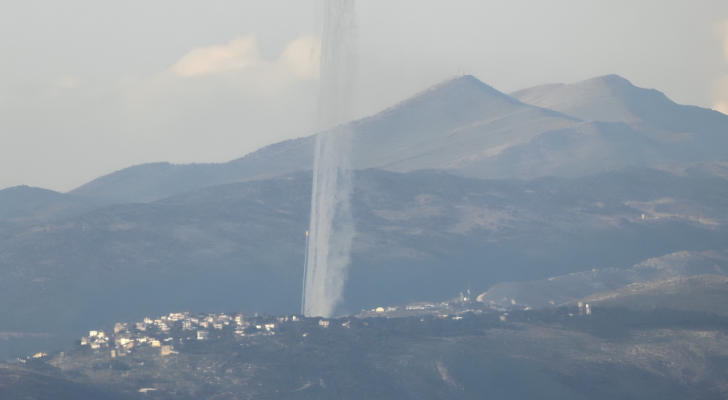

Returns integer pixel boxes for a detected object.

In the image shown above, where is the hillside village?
[9,297,724,400]
[76,312,300,360]
[21,291,600,364]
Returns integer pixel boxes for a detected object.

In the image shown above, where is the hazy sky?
[2,0,727,191]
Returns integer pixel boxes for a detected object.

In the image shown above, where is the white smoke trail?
[302,0,357,317]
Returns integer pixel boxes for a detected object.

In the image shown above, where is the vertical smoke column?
[302,0,357,317]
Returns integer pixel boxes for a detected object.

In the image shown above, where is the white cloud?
[279,35,321,79]
[714,20,728,113]
[103,34,325,182]
[172,36,261,78]
[170,34,320,82]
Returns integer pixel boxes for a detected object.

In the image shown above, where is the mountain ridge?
[65,74,723,204]
[3,167,727,359]
[0,185,103,225]
[512,74,728,131]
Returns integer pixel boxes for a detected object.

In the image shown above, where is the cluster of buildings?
[73,290,556,361]
[25,289,596,365]
[78,312,305,359]
[360,291,484,319]
[75,311,358,360]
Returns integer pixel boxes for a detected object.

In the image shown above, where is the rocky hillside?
[1,168,726,360]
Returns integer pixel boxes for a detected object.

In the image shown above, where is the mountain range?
[0,74,726,362]
[67,74,728,203]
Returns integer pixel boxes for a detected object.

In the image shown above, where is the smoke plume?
[302,0,357,317]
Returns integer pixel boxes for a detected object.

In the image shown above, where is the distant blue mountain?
[2,74,727,362]
[0,185,102,226]
[69,75,728,203]
[512,74,728,161]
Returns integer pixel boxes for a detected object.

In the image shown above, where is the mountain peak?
[511,74,674,124]
[511,74,728,147]
[587,74,633,87]
[442,74,490,89]
[580,74,661,100]
[370,75,522,122]
[0,185,30,193]
[0,185,58,196]
[423,74,516,101]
